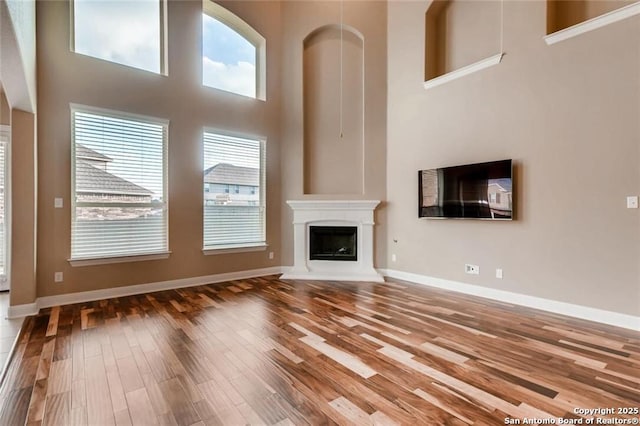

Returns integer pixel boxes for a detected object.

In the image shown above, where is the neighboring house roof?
[76,144,113,163]
[76,160,153,196]
[488,182,506,192]
[204,163,259,186]
[488,182,512,194]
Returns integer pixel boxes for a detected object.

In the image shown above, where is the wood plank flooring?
[0,275,638,425]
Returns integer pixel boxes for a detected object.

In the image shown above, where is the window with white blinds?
[0,129,8,278]
[203,132,265,249]
[71,108,168,260]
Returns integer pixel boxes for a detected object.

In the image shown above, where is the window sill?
[423,53,504,90]
[203,244,268,255]
[69,251,171,267]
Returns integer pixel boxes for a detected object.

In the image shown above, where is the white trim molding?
[203,244,268,256]
[424,53,504,90]
[7,266,283,319]
[380,269,640,331]
[69,252,171,267]
[544,1,640,45]
[7,302,38,319]
[281,200,384,283]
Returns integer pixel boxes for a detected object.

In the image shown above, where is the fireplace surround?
[280,200,384,282]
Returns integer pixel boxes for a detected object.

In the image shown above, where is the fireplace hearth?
[281,200,384,282]
[309,226,357,261]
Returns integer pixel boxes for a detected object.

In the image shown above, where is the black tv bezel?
[418,159,514,221]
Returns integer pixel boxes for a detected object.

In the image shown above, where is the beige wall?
[22,0,639,319]
[388,1,640,316]
[1,0,38,308]
[36,0,282,298]
[441,0,501,72]
[280,1,388,266]
[11,109,37,306]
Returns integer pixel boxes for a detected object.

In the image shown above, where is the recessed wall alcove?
[303,25,364,195]
[547,0,637,33]
[545,0,640,44]
[425,0,503,88]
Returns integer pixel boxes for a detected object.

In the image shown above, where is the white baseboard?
[380,269,640,331]
[7,266,283,319]
[8,266,639,332]
[280,270,385,283]
[7,302,38,319]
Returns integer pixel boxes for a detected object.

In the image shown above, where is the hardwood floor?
[0,275,638,425]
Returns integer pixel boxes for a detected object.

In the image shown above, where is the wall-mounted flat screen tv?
[419,159,513,220]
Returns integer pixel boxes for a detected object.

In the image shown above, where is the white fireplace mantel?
[280,200,384,282]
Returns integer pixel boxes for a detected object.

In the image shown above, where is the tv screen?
[419,159,513,220]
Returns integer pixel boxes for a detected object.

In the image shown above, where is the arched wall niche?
[303,24,364,195]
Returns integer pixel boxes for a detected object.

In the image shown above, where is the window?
[203,132,265,249]
[202,1,266,99]
[71,107,168,260]
[73,0,165,74]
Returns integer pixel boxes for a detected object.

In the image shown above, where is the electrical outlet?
[54,197,63,208]
[496,268,503,279]
[268,251,274,260]
[627,196,638,209]
[391,254,397,262]
[465,264,479,275]
[54,272,63,283]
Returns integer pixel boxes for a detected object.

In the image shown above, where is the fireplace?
[281,200,384,282]
[309,226,357,261]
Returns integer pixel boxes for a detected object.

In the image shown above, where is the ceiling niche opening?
[425,0,504,89]
[545,0,640,44]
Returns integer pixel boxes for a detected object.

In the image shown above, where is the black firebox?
[309,226,357,261]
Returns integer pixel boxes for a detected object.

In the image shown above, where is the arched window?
[202,2,266,100]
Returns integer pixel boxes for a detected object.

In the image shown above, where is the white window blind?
[203,132,265,249]
[0,131,7,278]
[72,109,168,260]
